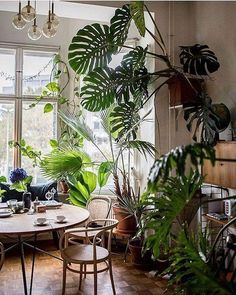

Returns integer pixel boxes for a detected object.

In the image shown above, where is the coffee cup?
[56,215,66,223]
[36,217,47,225]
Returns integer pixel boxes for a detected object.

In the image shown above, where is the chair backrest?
[0,242,4,270]
[86,196,111,221]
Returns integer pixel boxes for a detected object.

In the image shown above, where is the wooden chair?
[0,242,4,270]
[59,218,118,295]
[68,196,112,244]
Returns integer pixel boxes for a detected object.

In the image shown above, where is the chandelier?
[12,0,59,40]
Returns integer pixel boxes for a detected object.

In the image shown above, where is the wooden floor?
[0,241,170,295]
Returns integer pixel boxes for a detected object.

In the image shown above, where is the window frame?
[0,42,59,171]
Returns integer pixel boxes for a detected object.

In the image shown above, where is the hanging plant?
[179,44,220,76]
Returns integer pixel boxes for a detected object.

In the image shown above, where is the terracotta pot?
[112,205,137,235]
[59,180,69,193]
[129,240,151,265]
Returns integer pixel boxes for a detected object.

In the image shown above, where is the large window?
[0,45,58,183]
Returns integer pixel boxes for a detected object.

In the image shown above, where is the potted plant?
[0,176,7,203]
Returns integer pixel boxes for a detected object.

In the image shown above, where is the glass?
[45,191,53,202]
[23,50,56,96]
[9,199,17,213]
[22,101,57,183]
[0,49,15,95]
[0,102,14,177]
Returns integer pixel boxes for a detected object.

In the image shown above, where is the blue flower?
[9,168,28,183]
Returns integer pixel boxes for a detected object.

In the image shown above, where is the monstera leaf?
[184,93,230,145]
[68,24,113,74]
[110,102,140,141]
[81,67,116,111]
[130,1,145,37]
[122,46,147,70]
[179,44,220,76]
[110,4,132,46]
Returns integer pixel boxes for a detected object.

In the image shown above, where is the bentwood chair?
[68,196,112,244]
[59,219,118,295]
[0,242,4,270]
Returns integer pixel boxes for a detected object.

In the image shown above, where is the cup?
[56,215,66,223]
[36,217,47,225]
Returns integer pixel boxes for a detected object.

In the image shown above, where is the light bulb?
[12,13,26,30]
[42,21,57,38]
[51,13,59,29]
[21,2,36,22]
[28,24,42,40]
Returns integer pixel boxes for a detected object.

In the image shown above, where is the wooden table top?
[0,204,89,235]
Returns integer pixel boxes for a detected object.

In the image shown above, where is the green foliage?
[41,149,91,180]
[143,171,203,257]
[130,1,145,37]
[148,143,215,191]
[68,24,113,74]
[0,176,7,183]
[49,139,59,148]
[44,103,53,113]
[110,102,140,141]
[46,82,60,93]
[98,161,113,187]
[67,171,97,208]
[110,4,132,46]
[81,67,116,111]
[122,46,147,71]
[10,176,33,192]
[124,140,156,159]
[167,230,233,295]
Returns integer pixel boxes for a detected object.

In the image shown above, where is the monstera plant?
[67,2,226,145]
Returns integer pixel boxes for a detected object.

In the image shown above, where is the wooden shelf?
[204,214,234,227]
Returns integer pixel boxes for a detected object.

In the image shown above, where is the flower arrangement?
[9,168,32,192]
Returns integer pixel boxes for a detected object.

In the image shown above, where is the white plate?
[34,221,49,226]
[55,220,67,224]
[0,209,13,218]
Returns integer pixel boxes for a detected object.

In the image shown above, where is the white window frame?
[0,42,59,170]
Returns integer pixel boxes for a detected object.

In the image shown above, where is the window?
[0,45,58,183]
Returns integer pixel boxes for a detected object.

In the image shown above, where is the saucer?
[0,209,13,218]
[34,221,49,226]
[55,219,67,224]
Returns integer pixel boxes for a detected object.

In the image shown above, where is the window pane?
[0,49,15,95]
[0,102,14,177]
[22,102,57,183]
[23,50,56,96]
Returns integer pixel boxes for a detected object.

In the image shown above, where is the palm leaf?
[110,102,140,141]
[81,67,116,111]
[110,4,132,46]
[68,24,113,74]
[124,140,156,159]
[40,149,84,180]
[130,1,145,37]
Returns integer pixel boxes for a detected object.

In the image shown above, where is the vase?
[112,204,137,235]
[22,191,32,209]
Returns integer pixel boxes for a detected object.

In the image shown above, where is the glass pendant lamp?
[51,1,59,29]
[21,0,36,22]
[28,18,42,40]
[12,0,26,30]
[42,1,57,38]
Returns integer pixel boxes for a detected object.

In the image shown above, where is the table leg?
[29,234,37,295]
[19,236,28,295]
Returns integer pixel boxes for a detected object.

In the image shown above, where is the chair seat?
[69,227,101,240]
[61,244,109,264]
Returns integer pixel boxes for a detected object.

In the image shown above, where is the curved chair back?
[87,196,112,221]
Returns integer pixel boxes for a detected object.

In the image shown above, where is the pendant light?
[12,0,26,30]
[28,1,42,40]
[21,0,36,22]
[51,1,59,29]
[42,0,57,38]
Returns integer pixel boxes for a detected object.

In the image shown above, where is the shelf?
[204,214,234,226]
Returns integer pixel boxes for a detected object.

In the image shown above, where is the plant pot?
[112,205,137,235]
[129,240,151,265]
[59,180,69,193]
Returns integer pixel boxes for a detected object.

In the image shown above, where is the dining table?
[0,203,90,295]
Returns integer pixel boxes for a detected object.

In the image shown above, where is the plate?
[34,221,50,226]
[55,220,67,224]
[0,209,13,218]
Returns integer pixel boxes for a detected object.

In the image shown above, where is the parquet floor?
[0,241,171,295]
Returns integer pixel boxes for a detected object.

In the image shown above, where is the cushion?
[0,181,58,202]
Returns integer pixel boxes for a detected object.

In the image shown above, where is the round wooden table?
[0,204,89,234]
[0,204,89,295]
